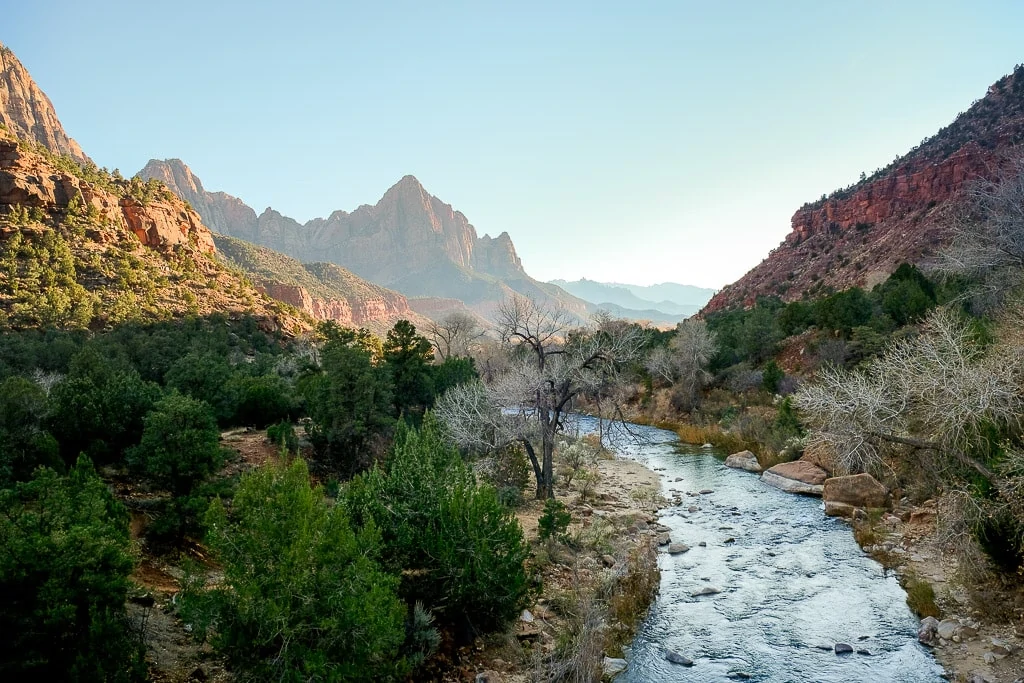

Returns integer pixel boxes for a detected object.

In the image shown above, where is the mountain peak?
[0,41,90,163]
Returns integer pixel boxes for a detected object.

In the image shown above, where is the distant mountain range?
[549,278,715,322]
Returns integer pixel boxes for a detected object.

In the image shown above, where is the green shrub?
[0,457,145,681]
[223,372,295,428]
[346,417,530,633]
[182,458,408,681]
[266,420,299,453]
[538,498,572,541]
[0,376,61,485]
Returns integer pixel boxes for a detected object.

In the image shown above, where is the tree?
[0,457,145,681]
[345,418,529,634]
[47,348,161,465]
[436,298,644,499]
[425,311,485,361]
[182,458,408,681]
[302,334,393,475]
[382,320,435,418]
[127,392,223,497]
[795,307,1020,476]
[0,375,61,486]
[937,153,1024,298]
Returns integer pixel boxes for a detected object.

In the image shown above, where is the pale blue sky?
[5,2,1023,288]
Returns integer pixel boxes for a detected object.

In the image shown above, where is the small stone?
[698,541,707,547]
[723,537,736,544]
[835,643,853,655]
[990,638,1013,656]
[664,650,693,666]
[668,543,690,554]
[691,586,721,597]
[699,489,714,494]
[601,554,616,568]
[675,477,684,482]
[520,609,534,623]
[656,532,671,546]
[475,671,501,683]
[982,652,997,665]
[688,506,699,513]
[728,673,753,680]
[856,649,872,656]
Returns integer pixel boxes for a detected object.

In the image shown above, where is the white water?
[586,418,946,682]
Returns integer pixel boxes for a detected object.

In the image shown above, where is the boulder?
[835,643,853,654]
[725,450,762,473]
[667,543,690,554]
[823,473,889,509]
[918,616,939,647]
[824,501,857,518]
[761,461,828,496]
[936,619,960,641]
[691,586,721,597]
[602,657,628,678]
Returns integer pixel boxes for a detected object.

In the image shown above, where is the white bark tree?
[643,318,717,410]
[435,298,645,499]
[794,307,1022,480]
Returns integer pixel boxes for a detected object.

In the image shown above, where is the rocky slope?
[704,65,1024,313]
[0,42,89,164]
[138,161,590,320]
[0,127,308,334]
[214,234,432,335]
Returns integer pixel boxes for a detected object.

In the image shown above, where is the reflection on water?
[584,418,945,683]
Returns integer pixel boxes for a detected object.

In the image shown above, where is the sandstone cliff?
[0,127,307,333]
[138,162,590,321]
[704,65,1024,313]
[214,234,432,334]
[0,42,89,164]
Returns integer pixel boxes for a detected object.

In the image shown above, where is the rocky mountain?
[138,161,589,320]
[214,234,432,335]
[0,42,89,165]
[0,127,308,333]
[704,65,1024,313]
[549,278,713,318]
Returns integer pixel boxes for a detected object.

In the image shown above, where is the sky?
[4,1,1024,289]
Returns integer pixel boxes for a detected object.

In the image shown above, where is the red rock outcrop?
[0,42,89,164]
[704,65,1024,313]
[0,131,215,255]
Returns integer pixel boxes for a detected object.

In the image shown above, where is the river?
[586,418,946,682]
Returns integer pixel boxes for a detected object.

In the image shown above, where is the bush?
[266,420,299,453]
[0,457,145,681]
[346,417,530,634]
[182,458,408,681]
[538,498,572,541]
[223,372,295,428]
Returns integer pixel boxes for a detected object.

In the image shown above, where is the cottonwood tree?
[794,307,1022,480]
[425,311,485,361]
[435,298,645,499]
[644,318,717,411]
[936,153,1024,303]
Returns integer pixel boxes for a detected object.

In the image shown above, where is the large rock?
[602,657,628,678]
[823,474,889,509]
[761,461,828,496]
[918,616,939,647]
[725,450,762,473]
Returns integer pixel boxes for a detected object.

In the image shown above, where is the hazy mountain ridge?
[549,278,713,318]
[704,65,1024,313]
[139,161,589,320]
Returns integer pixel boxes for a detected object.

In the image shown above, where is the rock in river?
[725,450,763,473]
[761,461,828,496]
[691,586,721,597]
[667,543,690,554]
[918,616,939,646]
[665,650,694,666]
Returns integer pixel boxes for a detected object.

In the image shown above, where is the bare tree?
[794,307,1022,479]
[934,153,1024,304]
[643,318,717,410]
[425,311,485,361]
[435,297,645,499]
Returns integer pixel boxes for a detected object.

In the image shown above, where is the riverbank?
[452,441,668,682]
